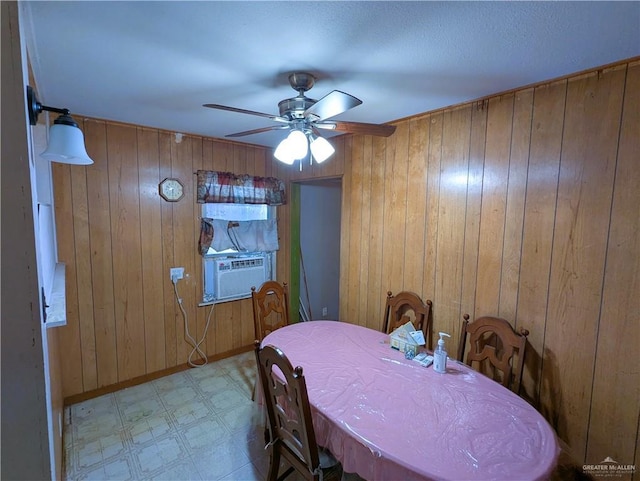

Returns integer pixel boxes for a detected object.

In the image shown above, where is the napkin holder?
[389,321,426,356]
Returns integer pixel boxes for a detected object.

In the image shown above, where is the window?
[201,203,276,304]
[201,203,270,254]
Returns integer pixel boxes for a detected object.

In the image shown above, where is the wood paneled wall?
[53,128,277,395]
[331,60,639,469]
[54,59,638,470]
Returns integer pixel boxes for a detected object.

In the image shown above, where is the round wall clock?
[159,177,184,202]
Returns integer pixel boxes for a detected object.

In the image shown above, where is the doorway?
[291,178,342,322]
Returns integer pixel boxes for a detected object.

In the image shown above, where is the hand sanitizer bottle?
[433,332,451,374]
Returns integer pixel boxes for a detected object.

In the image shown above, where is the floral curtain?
[196,170,286,205]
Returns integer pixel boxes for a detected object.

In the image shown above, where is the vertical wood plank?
[338,137,352,321]
[459,103,487,340]
[358,137,373,326]
[389,123,409,293]
[192,137,215,358]
[347,136,364,325]
[107,123,145,380]
[517,80,567,406]
[138,128,165,372]
[434,107,471,334]
[190,137,207,357]
[275,159,291,291]
[365,136,387,329]
[332,136,346,178]
[403,118,429,293]
[159,132,177,367]
[500,89,533,322]
[542,66,625,460]
[200,139,216,356]
[475,95,514,317]
[69,158,97,391]
[422,113,443,317]
[52,163,84,397]
[86,120,118,387]
[172,136,197,363]
[379,122,406,306]
[586,62,640,467]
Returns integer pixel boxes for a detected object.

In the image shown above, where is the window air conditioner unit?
[206,254,269,303]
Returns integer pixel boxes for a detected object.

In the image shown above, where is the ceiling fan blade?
[225,125,291,138]
[203,104,289,123]
[303,90,362,121]
[315,120,396,137]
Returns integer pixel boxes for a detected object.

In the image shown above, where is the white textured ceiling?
[21,1,640,149]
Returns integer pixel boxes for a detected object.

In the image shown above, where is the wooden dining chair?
[251,281,290,401]
[252,281,290,341]
[382,291,433,348]
[254,341,343,481]
[457,314,529,394]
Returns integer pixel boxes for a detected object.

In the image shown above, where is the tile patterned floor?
[64,351,272,481]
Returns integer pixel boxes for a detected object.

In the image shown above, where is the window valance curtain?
[196,170,286,205]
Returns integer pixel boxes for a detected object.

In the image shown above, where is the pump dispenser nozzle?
[437,332,451,346]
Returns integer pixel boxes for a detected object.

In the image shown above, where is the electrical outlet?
[322,307,328,318]
[170,267,184,282]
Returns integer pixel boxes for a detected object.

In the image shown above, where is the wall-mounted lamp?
[26,85,93,165]
[273,128,335,168]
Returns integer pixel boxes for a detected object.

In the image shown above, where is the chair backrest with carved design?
[252,281,290,342]
[255,341,321,481]
[383,291,433,348]
[457,314,529,394]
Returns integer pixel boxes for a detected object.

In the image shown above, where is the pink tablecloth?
[262,320,559,481]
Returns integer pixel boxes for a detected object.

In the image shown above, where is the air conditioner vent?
[203,254,270,304]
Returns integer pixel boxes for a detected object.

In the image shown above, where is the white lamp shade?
[287,130,308,159]
[41,123,94,165]
[310,135,335,163]
[274,138,296,164]
[274,129,309,164]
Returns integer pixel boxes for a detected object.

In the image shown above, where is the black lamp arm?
[26,85,71,126]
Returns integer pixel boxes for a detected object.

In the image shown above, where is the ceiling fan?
[203,72,396,165]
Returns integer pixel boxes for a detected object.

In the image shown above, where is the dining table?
[261,320,559,481]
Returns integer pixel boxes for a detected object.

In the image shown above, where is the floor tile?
[64,352,263,481]
[133,434,188,476]
[191,440,251,480]
[76,456,136,481]
[125,414,174,446]
[219,402,262,435]
[146,458,202,481]
[76,432,127,469]
[180,417,229,452]
[119,397,165,425]
[208,384,251,414]
[219,461,263,481]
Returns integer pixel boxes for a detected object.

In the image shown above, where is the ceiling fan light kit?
[204,72,396,170]
[274,130,307,165]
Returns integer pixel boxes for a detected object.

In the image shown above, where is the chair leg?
[267,446,281,481]
[251,366,261,402]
